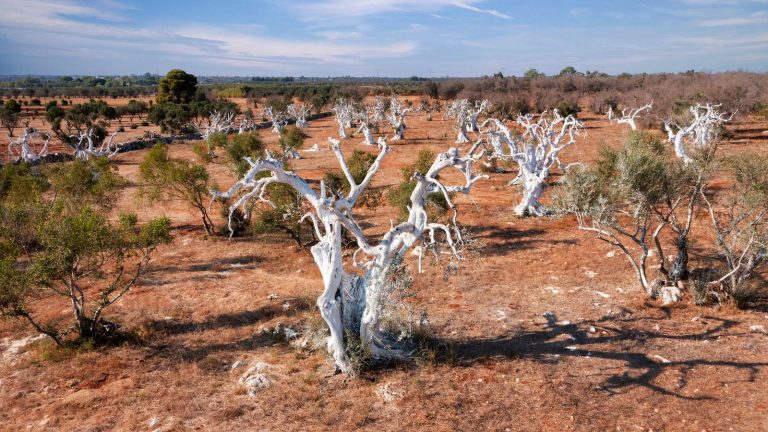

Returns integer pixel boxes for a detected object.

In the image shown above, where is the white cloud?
[454,2,512,19]
[294,0,510,20]
[0,0,418,71]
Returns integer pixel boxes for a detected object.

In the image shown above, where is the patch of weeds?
[345,330,372,372]
[35,338,96,363]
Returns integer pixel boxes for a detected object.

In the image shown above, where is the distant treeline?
[2,71,767,119]
[442,70,768,120]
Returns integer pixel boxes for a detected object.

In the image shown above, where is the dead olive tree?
[483,110,584,216]
[607,102,653,131]
[7,128,50,163]
[664,103,734,164]
[213,138,485,373]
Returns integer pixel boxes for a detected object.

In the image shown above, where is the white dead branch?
[332,98,355,139]
[212,138,486,373]
[607,102,653,131]
[194,110,235,139]
[664,103,734,164]
[7,128,50,163]
[353,103,380,146]
[387,96,412,141]
[483,110,584,216]
[287,104,311,128]
[265,107,287,136]
[69,128,121,160]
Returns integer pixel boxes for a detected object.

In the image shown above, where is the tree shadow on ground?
[413,311,766,400]
[465,224,577,256]
[144,297,314,362]
[141,254,263,286]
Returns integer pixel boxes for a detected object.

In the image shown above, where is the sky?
[0,0,766,77]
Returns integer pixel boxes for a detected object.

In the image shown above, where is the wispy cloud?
[293,0,510,20]
[698,11,768,25]
[454,2,512,19]
[0,0,418,72]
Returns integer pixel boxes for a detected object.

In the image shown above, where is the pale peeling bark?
[388,96,412,141]
[69,128,121,160]
[213,138,486,373]
[483,111,584,216]
[333,98,354,139]
[194,110,235,139]
[354,103,381,146]
[264,107,287,135]
[664,103,734,164]
[287,104,311,128]
[607,102,652,131]
[238,119,254,134]
[468,99,491,132]
[8,128,49,163]
[446,100,472,144]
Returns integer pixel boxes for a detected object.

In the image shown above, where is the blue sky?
[0,0,766,76]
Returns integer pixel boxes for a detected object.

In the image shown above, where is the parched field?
[1,110,768,431]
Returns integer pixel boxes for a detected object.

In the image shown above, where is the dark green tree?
[157,69,198,104]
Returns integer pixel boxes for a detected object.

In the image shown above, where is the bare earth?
[1,109,768,432]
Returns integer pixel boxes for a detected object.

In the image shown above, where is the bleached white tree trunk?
[353,103,379,145]
[387,96,411,141]
[68,128,121,160]
[664,103,734,164]
[8,128,49,163]
[332,98,354,139]
[264,107,287,136]
[607,102,653,131]
[288,104,311,128]
[238,119,254,134]
[483,111,583,216]
[468,99,490,132]
[446,100,472,144]
[213,138,486,373]
[356,123,376,146]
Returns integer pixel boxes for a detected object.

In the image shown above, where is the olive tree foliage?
[276,126,307,160]
[7,128,50,163]
[556,132,707,303]
[0,159,171,345]
[418,98,441,121]
[607,102,653,131]
[138,143,216,235]
[699,154,768,306]
[1,99,22,137]
[193,110,235,158]
[664,103,734,164]
[213,138,486,373]
[482,110,584,216]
